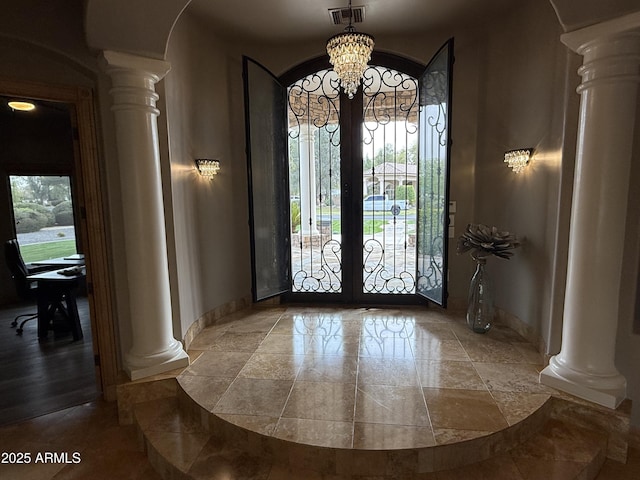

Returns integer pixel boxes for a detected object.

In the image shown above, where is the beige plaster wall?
[472,0,569,351]
[551,0,640,31]
[164,13,252,336]
[85,0,190,60]
[617,98,640,426]
[0,0,96,72]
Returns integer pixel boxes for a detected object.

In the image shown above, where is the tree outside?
[9,175,77,261]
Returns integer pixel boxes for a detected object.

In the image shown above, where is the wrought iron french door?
[243,57,290,302]
[244,40,453,305]
[358,63,421,299]
[415,40,454,307]
[287,68,346,298]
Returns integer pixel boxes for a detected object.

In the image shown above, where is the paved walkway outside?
[17,226,76,245]
[291,219,443,295]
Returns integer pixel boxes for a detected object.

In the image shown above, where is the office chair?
[4,239,58,335]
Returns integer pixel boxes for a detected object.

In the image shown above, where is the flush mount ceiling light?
[504,148,533,173]
[326,0,374,99]
[195,159,220,179]
[8,100,36,112]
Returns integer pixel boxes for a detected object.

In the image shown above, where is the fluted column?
[102,50,189,380]
[540,14,640,408]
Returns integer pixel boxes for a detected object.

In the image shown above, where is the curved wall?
[162,4,551,342]
[85,0,191,60]
[161,10,482,339]
[163,13,253,337]
[472,0,571,351]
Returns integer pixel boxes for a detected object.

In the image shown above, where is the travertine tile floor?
[180,306,553,449]
[2,305,639,479]
[1,398,638,479]
[0,400,160,480]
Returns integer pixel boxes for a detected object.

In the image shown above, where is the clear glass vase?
[466,257,494,333]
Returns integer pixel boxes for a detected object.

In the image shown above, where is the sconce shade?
[504,148,532,173]
[196,159,220,178]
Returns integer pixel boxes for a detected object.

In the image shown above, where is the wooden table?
[26,267,86,341]
[30,257,86,268]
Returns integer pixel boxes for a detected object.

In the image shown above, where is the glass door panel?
[361,67,419,295]
[243,57,291,301]
[288,69,343,293]
[416,40,454,306]
[281,48,452,304]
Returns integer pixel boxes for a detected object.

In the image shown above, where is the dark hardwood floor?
[0,296,99,426]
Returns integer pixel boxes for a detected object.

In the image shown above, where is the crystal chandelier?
[326,0,374,99]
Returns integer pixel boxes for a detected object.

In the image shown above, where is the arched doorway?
[244,41,453,306]
[0,78,118,406]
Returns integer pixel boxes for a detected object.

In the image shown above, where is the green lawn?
[317,207,417,215]
[329,219,400,235]
[20,240,77,263]
[363,220,386,235]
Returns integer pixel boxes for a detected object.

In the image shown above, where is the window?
[9,175,78,263]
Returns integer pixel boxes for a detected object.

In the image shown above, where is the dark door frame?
[280,52,431,306]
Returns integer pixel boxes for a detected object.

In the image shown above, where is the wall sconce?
[504,148,533,173]
[195,159,220,179]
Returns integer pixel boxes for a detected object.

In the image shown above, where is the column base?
[292,233,322,248]
[125,340,190,381]
[540,356,626,409]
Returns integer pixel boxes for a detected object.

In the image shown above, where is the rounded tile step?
[134,397,607,480]
[177,383,551,476]
[176,306,559,474]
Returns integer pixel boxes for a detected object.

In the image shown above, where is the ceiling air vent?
[328,6,365,25]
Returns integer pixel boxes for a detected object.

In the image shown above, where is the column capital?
[101,50,171,115]
[561,11,640,54]
[101,50,171,82]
